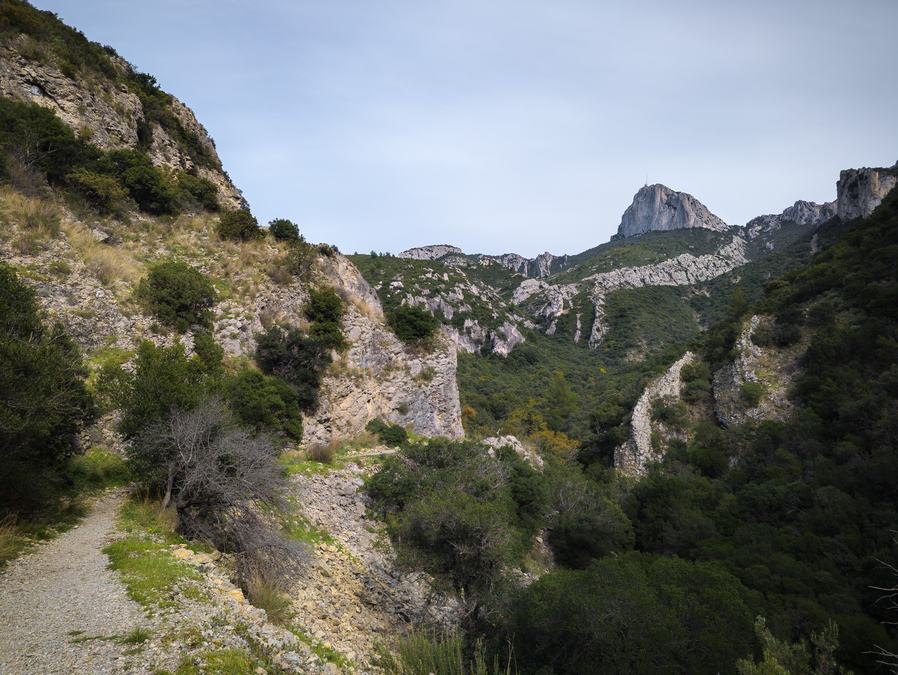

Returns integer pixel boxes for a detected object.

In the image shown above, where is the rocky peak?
[397,244,463,260]
[617,183,729,238]
[836,164,898,221]
[745,199,837,237]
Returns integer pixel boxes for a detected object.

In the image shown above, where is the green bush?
[740,380,766,407]
[174,171,218,211]
[268,218,300,242]
[254,325,329,412]
[136,260,216,332]
[226,368,303,441]
[509,553,755,675]
[0,264,96,513]
[366,419,408,446]
[113,341,207,439]
[387,305,439,344]
[65,168,127,213]
[217,209,262,241]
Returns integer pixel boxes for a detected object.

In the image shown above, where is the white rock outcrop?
[836,165,898,221]
[615,351,695,477]
[398,245,463,260]
[617,184,729,238]
[745,199,837,237]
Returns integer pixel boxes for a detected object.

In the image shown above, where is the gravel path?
[0,492,149,674]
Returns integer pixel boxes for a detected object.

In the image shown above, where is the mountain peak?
[397,244,463,260]
[617,183,728,238]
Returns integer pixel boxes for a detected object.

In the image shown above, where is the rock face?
[302,316,463,448]
[398,244,463,260]
[617,184,729,238]
[0,39,243,210]
[712,315,796,428]
[615,352,695,477]
[745,199,837,237]
[836,165,898,221]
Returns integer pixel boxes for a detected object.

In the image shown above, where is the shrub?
[366,419,408,446]
[101,149,176,215]
[0,264,96,513]
[174,171,218,211]
[217,209,262,241]
[546,472,633,568]
[130,399,307,582]
[741,380,766,407]
[113,341,207,439]
[284,243,316,280]
[509,554,755,675]
[66,168,127,213]
[136,260,216,331]
[268,218,300,242]
[387,305,439,344]
[306,443,336,465]
[254,324,328,412]
[226,368,303,441]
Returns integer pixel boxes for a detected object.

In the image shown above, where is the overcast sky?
[34,0,898,256]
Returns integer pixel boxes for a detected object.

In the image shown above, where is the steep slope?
[0,0,243,209]
[612,185,898,671]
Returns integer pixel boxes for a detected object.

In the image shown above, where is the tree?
[132,398,306,580]
[268,218,300,242]
[217,209,263,241]
[226,368,302,441]
[135,260,216,331]
[114,341,207,438]
[509,553,755,675]
[0,264,95,511]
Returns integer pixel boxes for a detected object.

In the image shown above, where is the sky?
[33,0,898,257]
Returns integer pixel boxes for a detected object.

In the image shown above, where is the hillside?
[0,2,896,675]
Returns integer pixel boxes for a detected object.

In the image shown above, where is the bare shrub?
[306,442,337,464]
[133,398,308,583]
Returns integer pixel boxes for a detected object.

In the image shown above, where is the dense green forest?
[366,190,898,673]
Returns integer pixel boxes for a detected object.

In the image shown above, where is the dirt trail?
[0,492,149,674]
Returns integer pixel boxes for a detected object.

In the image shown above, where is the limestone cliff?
[745,199,837,238]
[615,352,695,477]
[617,184,729,238]
[836,164,898,221]
[398,244,463,260]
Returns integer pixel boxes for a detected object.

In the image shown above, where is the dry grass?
[306,442,338,465]
[61,220,143,288]
[0,188,62,253]
[244,573,293,625]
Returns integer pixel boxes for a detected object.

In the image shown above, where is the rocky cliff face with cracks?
[617,183,729,238]
[836,164,898,221]
[615,351,695,477]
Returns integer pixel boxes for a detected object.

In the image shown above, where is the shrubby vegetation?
[135,260,216,331]
[217,209,263,241]
[0,98,218,215]
[0,264,95,514]
[367,192,898,672]
[366,419,408,446]
[268,217,300,242]
[387,304,440,344]
[255,288,345,412]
